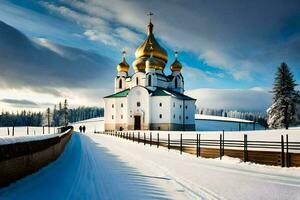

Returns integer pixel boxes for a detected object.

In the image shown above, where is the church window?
[112,115,114,120]
[175,78,178,88]
[173,114,175,119]
[159,114,162,118]
[112,104,114,108]
[180,105,182,108]
[159,102,162,107]
[173,102,175,107]
[121,103,123,108]
[119,79,122,89]
[121,115,123,119]
[179,115,181,120]
[185,105,188,109]
[136,77,139,85]
[137,102,141,107]
[186,116,189,120]
[148,75,152,86]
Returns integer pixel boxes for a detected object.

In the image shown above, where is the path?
[1,132,300,199]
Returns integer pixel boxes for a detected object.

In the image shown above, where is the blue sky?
[0,0,299,111]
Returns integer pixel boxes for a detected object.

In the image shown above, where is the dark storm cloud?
[0,99,37,106]
[0,20,115,93]
[48,0,300,81]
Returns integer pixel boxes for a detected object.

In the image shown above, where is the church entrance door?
[134,116,141,130]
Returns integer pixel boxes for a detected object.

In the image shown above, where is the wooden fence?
[101,131,300,167]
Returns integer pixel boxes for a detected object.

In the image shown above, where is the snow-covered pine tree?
[267,62,300,129]
[63,99,69,127]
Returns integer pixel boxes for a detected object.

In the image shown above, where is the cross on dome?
[147,12,154,22]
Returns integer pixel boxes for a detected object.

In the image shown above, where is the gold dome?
[133,22,168,72]
[145,47,164,70]
[170,51,182,72]
[117,50,130,72]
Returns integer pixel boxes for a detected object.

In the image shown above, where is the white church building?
[104,19,196,131]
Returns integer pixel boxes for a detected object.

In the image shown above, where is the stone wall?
[0,127,73,188]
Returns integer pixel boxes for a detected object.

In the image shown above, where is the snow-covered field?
[1,131,300,200]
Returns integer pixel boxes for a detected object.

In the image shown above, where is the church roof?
[104,88,130,98]
[150,88,195,100]
[104,87,195,100]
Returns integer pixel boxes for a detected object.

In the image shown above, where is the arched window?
[119,79,122,89]
[136,77,139,85]
[148,75,152,86]
[175,78,178,88]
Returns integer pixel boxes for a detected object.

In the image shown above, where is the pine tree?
[267,62,300,129]
[63,99,68,127]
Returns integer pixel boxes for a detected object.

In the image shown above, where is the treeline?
[0,111,43,127]
[197,108,268,127]
[0,106,104,127]
[48,101,104,127]
[68,107,104,123]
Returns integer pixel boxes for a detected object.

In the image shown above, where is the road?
[1,132,300,200]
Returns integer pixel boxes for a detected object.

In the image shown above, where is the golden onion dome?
[170,51,182,72]
[117,50,130,72]
[133,21,168,72]
[145,47,162,70]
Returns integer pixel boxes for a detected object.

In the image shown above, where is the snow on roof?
[195,114,254,123]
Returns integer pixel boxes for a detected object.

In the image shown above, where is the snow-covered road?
[1,132,300,200]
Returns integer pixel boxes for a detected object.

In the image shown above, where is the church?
[104,17,196,131]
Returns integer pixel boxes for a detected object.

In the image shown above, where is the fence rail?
[99,130,300,167]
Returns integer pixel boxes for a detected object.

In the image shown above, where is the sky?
[0,0,299,112]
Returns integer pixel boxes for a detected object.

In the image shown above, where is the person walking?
[79,126,82,133]
[83,125,86,133]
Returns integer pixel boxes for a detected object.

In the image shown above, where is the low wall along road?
[0,126,73,187]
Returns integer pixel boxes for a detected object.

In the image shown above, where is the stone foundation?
[105,123,195,131]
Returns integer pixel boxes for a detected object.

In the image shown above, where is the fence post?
[144,132,146,145]
[27,126,29,135]
[157,133,159,148]
[138,132,140,143]
[199,134,201,157]
[133,132,135,142]
[219,134,222,160]
[150,132,152,146]
[243,134,248,162]
[180,134,183,155]
[12,126,14,136]
[43,126,45,135]
[7,127,10,136]
[168,134,170,150]
[281,135,285,167]
[222,130,225,156]
[286,134,289,168]
[196,134,198,157]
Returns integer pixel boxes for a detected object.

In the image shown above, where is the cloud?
[43,0,300,82]
[0,99,37,106]
[185,88,272,112]
[0,20,114,92]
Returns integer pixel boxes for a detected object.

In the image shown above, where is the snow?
[0,126,58,137]
[71,117,104,133]
[1,132,300,199]
[196,114,253,123]
[0,128,71,145]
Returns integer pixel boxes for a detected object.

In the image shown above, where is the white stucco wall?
[127,86,150,128]
[150,96,171,124]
